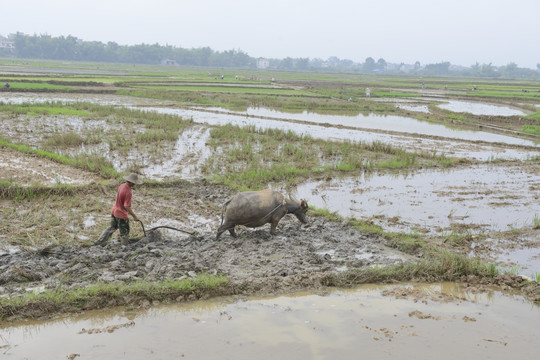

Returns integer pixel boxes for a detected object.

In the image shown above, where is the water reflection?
[138,106,539,161]
[2,284,539,360]
[293,163,540,234]
[437,100,526,116]
[144,106,536,146]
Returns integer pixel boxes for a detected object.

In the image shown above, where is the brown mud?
[0,178,412,294]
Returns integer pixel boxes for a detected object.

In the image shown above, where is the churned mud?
[0,180,413,297]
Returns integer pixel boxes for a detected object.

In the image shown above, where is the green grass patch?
[446,114,468,122]
[1,82,74,91]
[0,102,90,116]
[378,153,417,169]
[465,89,540,100]
[321,250,499,287]
[45,131,86,147]
[521,125,540,136]
[533,214,540,230]
[370,89,416,97]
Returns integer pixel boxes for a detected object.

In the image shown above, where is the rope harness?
[137,221,196,237]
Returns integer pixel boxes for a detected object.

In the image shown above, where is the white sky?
[1,0,538,68]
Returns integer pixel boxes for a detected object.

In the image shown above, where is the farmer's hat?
[124,173,143,185]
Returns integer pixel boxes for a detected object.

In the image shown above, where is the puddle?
[395,104,430,113]
[293,163,540,234]
[495,247,540,274]
[472,235,540,276]
[1,284,538,360]
[437,100,526,116]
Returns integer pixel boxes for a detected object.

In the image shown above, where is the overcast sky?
[1,0,538,68]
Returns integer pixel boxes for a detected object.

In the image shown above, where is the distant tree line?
[11,33,254,68]
[4,33,540,79]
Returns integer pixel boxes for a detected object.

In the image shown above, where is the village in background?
[1,32,539,79]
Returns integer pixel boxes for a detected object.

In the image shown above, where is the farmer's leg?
[118,218,130,246]
[95,215,118,246]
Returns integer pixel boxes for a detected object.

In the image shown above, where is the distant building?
[161,59,178,66]
[399,64,416,73]
[0,35,15,49]
[257,58,269,69]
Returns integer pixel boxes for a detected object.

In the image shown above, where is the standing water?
[1,284,538,360]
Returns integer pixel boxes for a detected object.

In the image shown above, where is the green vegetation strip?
[0,82,74,91]
[0,102,89,116]
[0,180,79,200]
[321,250,498,287]
[521,125,540,136]
[0,274,229,321]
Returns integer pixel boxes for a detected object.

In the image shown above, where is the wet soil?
[0,90,539,321]
[0,178,414,298]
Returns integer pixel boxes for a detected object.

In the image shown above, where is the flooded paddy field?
[2,283,539,360]
[294,163,539,234]
[0,66,539,357]
[141,106,539,161]
[437,100,526,116]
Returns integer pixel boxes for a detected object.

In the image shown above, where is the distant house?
[0,35,15,49]
[257,58,269,69]
[399,64,416,73]
[161,59,178,66]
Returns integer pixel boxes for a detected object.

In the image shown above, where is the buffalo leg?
[270,220,280,235]
[216,222,235,241]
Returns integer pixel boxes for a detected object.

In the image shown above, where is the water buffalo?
[216,189,308,240]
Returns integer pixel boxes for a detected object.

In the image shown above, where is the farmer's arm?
[125,206,139,222]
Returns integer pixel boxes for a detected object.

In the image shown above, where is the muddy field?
[0,75,539,325]
[0,179,414,298]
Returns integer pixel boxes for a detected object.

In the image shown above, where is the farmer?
[95,173,143,246]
